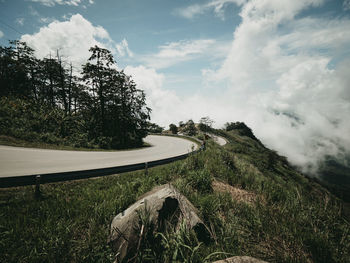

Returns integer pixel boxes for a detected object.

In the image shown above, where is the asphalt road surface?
[0,135,197,178]
[211,134,227,146]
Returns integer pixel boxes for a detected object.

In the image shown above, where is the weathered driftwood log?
[212,256,268,263]
[109,184,211,262]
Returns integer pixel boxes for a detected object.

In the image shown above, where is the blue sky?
[1,0,350,173]
[0,0,240,94]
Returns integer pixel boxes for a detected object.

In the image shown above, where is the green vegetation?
[0,135,150,151]
[317,158,350,202]
[0,41,151,149]
[180,119,197,136]
[198,116,215,133]
[147,122,164,134]
[169,123,178,134]
[1,127,349,262]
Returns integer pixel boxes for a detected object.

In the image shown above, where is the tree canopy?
[0,41,151,149]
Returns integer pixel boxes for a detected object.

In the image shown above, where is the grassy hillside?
[317,158,350,202]
[0,129,349,262]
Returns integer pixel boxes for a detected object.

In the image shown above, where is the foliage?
[224,121,261,143]
[147,122,164,133]
[0,41,151,149]
[182,119,197,136]
[169,123,178,134]
[198,116,214,133]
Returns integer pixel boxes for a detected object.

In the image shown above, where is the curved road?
[210,134,227,146]
[0,135,197,178]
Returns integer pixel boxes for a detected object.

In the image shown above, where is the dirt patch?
[213,180,257,204]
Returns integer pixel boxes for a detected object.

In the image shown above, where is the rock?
[109,184,211,262]
[212,256,268,263]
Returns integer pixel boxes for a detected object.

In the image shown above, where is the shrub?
[40,132,60,144]
[96,136,112,149]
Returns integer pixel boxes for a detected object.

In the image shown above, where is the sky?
[1,0,350,174]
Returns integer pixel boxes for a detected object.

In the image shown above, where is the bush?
[69,133,91,148]
[96,136,112,149]
[40,132,60,144]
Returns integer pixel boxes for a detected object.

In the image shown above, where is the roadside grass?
[0,135,151,151]
[0,133,349,262]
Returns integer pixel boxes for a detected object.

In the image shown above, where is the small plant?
[157,220,203,263]
[186,170,213,194]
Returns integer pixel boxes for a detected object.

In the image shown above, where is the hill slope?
[0,127,349,262]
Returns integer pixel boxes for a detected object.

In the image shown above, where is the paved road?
[211,135,227,146]
[0,135,197,178]
[204,133,227,146]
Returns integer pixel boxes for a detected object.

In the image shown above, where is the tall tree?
[0,41,36,98]
[82,45,115,136]
[82,45,151,147]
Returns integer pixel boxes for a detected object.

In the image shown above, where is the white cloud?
[141,39,218,69]
[29,6,40,17]
[176,4,206,19]
[203,0,350,173]
[39,17,56,24]
[62,13,73,20]
[21,14,112,71]
[0,30,3,38]
[344,0,350,11]
[140,0,350,175]
[176,0,246,19]
[124,65,235,127]
[30,0,82,7]
[116,39,133,58]
[124,66,184,125]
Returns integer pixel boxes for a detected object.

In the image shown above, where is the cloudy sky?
[1,0,350,173]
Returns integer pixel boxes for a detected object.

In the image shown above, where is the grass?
[0,131,349,262]
[0,135,151,151]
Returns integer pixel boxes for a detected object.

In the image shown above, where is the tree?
[169,123,178,134]
[183,119,197,136]
[0,41,37,98]
[82,45,151,148]
[147,122,164,133]
[198,116,214,133]
[82,45,115,136]
[0,41,151,149]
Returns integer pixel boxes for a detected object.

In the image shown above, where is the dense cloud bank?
[213,0,350,174]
